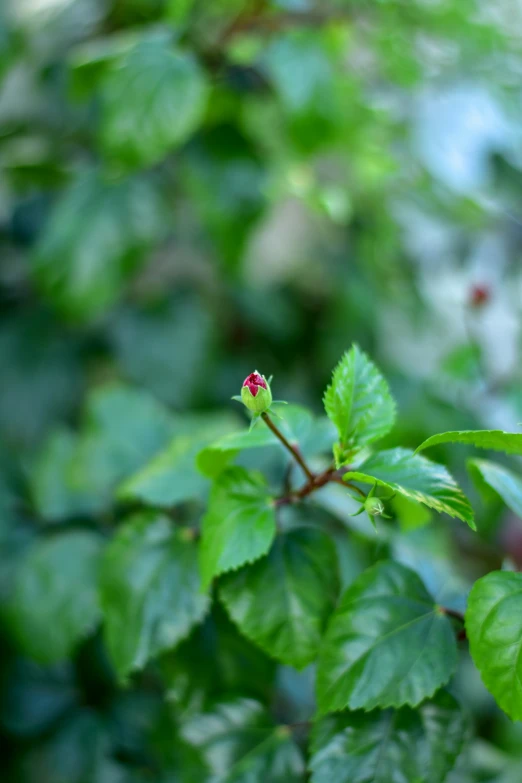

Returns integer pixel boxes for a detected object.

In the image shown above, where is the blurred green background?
[2,0,522,780]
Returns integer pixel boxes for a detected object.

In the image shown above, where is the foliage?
[3,0,522,781]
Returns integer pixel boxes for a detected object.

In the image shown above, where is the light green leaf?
[263,32,333,113]
[119,433,208,506]
[181,698,305,783]
[29,428,98,521]
[197,405,332,478]
[100,514,209,680]
[200,468,276,589]
[68,31,139,99]
[343,448,475,529]
[7,531,103,664]
[100,36,208,167]
[323,346,396,456]
[118,414,238,507]
[69,383,177,512]
[219,528,339,669]
[468,459,522,517]
[466,570,522,721]
[310,691,468,783]
[417,430,522,456]
[316,561,458,714]
[32,170,167,320]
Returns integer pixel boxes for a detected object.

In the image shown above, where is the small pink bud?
[469,284,490,308]
[242,372,267,397]
[241,371,272,413]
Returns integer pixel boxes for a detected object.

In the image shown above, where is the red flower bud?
[469,284,490,308]
[242,372,267,398]
[241,371,272,413]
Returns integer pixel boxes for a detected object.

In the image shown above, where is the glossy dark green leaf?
[467,459,522,517]
[310,691,468,783]
[220,528,338,669]
[199,468,276,589]
[14,709,116,783]
[99,36,208,167]
[100,514,209,680]
[32,170,167,320]
[466,570,522,720]
[161,608,276,715]
[323,345,396,455]
[417,430,522,456]
[8,531,103,664]
[181,698,305,783]
[316,561,457,714]
[344,448,475,528]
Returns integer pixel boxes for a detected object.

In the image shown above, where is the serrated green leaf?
[468,459,522,517]
[100,514,209,680]
[416,430,522,456]
[181,698,305,783]
[199,468,277,589]
[323,346,396,456]
[316,561,457,714]
[466,570,522,721]
[343,448,475,529]
[310,691,468,783]
[100,36,208,167]
[32,170,167,320]
[219,528,339,669]
[7,531,103,664]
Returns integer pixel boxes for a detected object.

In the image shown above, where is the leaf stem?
[440,607,465,622]
[261,412,314,481]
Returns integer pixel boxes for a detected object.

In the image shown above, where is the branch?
[221,9,348,44]
[275,465,366,507]
[261,412,314,481]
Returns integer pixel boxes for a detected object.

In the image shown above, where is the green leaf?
[310,691,468,783]
[468,459,522,517]
[416,430,522,456]
[99,35,208,167]
[219,528,339,669]
[161,608,276,715]
[343,448,475,529]
[263,32,333,113]
[181,698,305,783]
[466,570,522,721]
[68,32,139,99]
[29,429,98,521]
[109,295,213,407]
[70,383,177,512]
[316,561,458,714]
[32,170,167,320]
[100,514,209,680]
[323,346,396,456]
[199,468,277,589]
[7,531,103,664]
[118,413,238,507]
[197,404,332,478]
